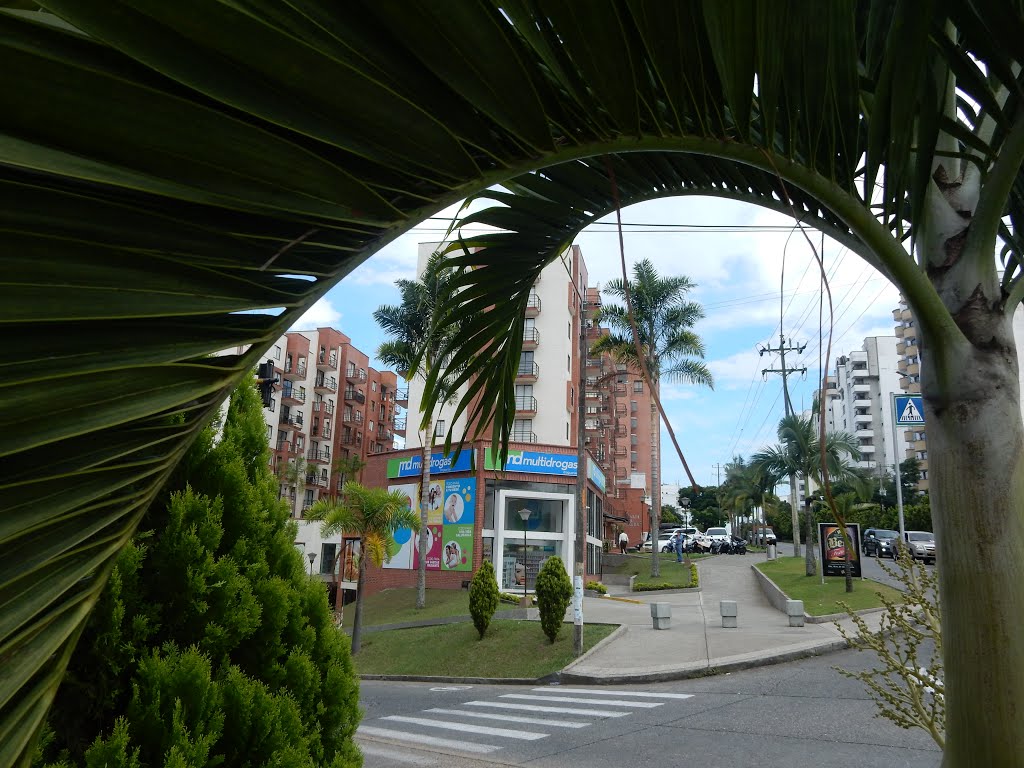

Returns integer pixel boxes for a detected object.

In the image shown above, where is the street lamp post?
[518,508,532,601]
[307,551,316,576]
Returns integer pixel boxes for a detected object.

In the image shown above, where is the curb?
[559,637,852,685]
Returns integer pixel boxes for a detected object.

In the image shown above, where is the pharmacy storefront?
[366,443,606,595]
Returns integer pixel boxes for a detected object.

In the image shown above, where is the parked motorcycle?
[728,536,747,555]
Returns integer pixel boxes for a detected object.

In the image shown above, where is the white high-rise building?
[405,242,587,449]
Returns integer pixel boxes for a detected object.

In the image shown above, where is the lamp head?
[517,508,532,522]
[307,552,316,563]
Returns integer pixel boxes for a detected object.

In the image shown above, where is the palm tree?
[307,483,420,654]
[590,259,713,577]
[751,415,861,576]
[331,453,365,497]
[10,6,1024,762]
[375,251,463,610]
[724,459,773,547]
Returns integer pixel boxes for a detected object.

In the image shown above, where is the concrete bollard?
[767,543,777,560]
[720,600,738,628]
[650,602,671,630]
[786,600,805,627]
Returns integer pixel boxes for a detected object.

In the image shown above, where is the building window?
[435,420,446,437]
[633,381,643,393]
[568,321,571,338]
[369,421,375,432]
[570,387,574,406]
[274,345,282,360]
[320,543,338,575]
[566,423,569,440]
[631,400,638,413]
[266,424,273,439]
[631,417,638,430]
[567,354,571,371]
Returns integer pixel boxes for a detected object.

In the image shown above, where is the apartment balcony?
[913,438,928,450]
[312,400,334,416]
[853,398,871,408]
[515,395,538,414]
[340,432,361,446]
[899,375,911,390]
[854,412,872,425]
[825,384,840,397]
[282,360,307,381]
[315,376,338,394]
[585,357,602,370]
[307,448,330,464]
[896,341,907,355]
[525,292,542,317]
[614,446,627,456]
[615,403,626,414]
[279,412,304,430]
[394,416,407,435]
[345,367,367,384]
[855,428,875,439]
[892,308,902,321]
[516,362,540,382]
[511,430,538,443]
[904,343,919,357]
[317,350,339,371]
[305,474,329,488]
[274,440,292,455]
[343,387,365,404]
[379,428,393,442]
[281,387,305,406]
[859,443,876,453]
[906,362,920,376]
[522,327,540,350]
[852,383,870,394]
[894,325,905,338]
[585,389,602,401]
[342,411,364,425]
[395,386,408,405]
[312,425,332,440]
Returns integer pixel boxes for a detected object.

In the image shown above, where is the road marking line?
[381,715,548,740]
[357,726,501,754]
[463,700,629,717]
[500,694,663,708]
[536,688,694,700]
[358,743,436,765]
[425,707,589,728]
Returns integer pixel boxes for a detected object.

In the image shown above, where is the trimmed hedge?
[634,563,699,592]
[535,556,573,643]
[469,560,499,638]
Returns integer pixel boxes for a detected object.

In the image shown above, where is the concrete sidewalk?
[561,552,880,683]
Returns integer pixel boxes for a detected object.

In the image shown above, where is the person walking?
[618,530,629,554]
[675,532,684,563]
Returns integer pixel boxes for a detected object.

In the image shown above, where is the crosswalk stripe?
[358,743,436,765]
[501,693,663,708]
[381,715,548,740]
[357,725,501,754]
[536,687,694,700]
[463,700,629,717]
[425,707,589,729]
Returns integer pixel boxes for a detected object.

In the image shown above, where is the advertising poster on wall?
[383,482,419,569]
[388,478,476,571]
[818,523,862,577]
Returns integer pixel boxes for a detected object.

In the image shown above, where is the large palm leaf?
[4,2,1024,764]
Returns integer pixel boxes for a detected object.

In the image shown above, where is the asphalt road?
[356,646,941,768]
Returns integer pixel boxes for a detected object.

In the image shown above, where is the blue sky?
[295,196,900,490]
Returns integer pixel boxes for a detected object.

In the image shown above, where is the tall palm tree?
[590,259,713,578]
[307,483,420,654]
[10,5,1024,762]
[724,459,773,547]
[375,251,463,610]
[751,415,860,576]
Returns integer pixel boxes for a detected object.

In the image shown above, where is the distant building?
[222,327,403,605]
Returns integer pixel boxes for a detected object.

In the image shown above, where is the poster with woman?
[412,524,443,570]
[382,482,419,569]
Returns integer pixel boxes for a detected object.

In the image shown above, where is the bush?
[633,563,699,592]
[584,581,607,594]
[469,561,500,639]
[535,557,573,643]
[34,380,361,768]
[498,592,521,605]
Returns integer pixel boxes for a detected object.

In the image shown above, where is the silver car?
[901,531,936,564]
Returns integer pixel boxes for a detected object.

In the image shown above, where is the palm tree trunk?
[804,485,816,576]
[416,415,433,609]
[925,326,1024,767]
[789,474,801,557]
[649,399,660,579]
[351,537,368,654]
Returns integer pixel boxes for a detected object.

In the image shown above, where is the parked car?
[862,528,900,558]
[901,530,936,564]
[638,532,653,553]
[658,528,683,552]
[751,526,777,546]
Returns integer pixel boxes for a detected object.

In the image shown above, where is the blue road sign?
[893,394,925,426]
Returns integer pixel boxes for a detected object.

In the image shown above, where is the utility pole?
[759,334,807,557]
[712,462,723,487]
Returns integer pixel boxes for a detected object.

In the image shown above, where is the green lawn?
[603,554,699,589]
[755,556,905,616]
[354,620,617,678]
[355,588,480,627]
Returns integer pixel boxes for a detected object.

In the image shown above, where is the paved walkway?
[560,552,882,683]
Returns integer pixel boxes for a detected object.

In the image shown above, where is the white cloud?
[291,298,342,330]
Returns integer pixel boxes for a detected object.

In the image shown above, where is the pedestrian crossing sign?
[893,394,925,426]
